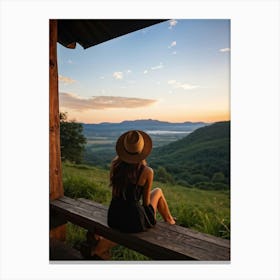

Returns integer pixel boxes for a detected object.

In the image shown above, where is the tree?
[212,172,225,183]
[154,166,175,184]
[190,174,209,184]
[60,112,86,164]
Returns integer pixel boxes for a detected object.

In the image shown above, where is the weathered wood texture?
[49,19,65,240]
[49,19,63,200]
[50,196,230,261]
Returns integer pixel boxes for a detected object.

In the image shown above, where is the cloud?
[219,48,230,52]
[143,63,163,74]
[59,75,76,84]
[179,83,200,90]
[167,80,199,90]
[168,80,177,85]
[59,92,157,111]
[113,71,123,80]
[151,62,164,70]
[168,19,178,29]
[168,41,177,48]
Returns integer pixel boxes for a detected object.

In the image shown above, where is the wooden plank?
[150,224,230,260]
[62,196,107,211]
[50,197,230,260]
[77,197,108,210]
[156,222,230,248]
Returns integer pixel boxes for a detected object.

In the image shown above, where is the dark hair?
[110,156,143,198]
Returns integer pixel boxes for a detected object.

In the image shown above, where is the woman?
[107,130,176,233]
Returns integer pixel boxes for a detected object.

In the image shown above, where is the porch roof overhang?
[57,19,166,49]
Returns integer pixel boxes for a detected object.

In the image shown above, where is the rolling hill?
[148,121,230,189]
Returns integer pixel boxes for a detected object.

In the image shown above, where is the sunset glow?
[58,19,230,124]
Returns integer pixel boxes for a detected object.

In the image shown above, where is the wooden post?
[49,19,66,241]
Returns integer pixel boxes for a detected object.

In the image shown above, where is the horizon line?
[77,118,230,125]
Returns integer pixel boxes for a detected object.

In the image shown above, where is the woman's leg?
[150,188,176,225]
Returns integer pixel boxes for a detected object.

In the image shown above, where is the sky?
[57,19,230,124]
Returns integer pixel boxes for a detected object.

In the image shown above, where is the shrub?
[212,172,225,183]
[154,166,175,184]
[190,174,209,184]
[194,181,228,190]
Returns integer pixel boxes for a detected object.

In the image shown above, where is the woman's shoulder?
[142,165,154,176]
[137,165,153,187]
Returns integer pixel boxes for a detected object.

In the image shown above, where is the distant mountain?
[82,119,208,137]
[120,119,169,125]
[119,119,206,126]
[149,121,230,190]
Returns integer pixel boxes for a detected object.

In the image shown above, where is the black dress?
[107,166,156,233]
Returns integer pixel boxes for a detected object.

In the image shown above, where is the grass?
[157,183,230,239]
[62,162,111,205]
[62,162,230,260]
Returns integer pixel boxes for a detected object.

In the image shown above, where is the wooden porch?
[49,19,230,261]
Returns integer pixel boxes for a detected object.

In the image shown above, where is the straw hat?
[116,130,152,164]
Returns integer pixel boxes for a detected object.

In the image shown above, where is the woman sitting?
[107,130,176,233]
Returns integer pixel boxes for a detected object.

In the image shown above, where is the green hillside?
[62,162,230,260]
[149,121,230,190]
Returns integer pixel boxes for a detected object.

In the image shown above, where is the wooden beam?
[49,19,66,241]
[49,19,63,200]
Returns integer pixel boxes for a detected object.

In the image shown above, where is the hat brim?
[116,130,152,164]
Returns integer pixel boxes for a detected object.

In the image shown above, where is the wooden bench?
[50,196,230,261]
